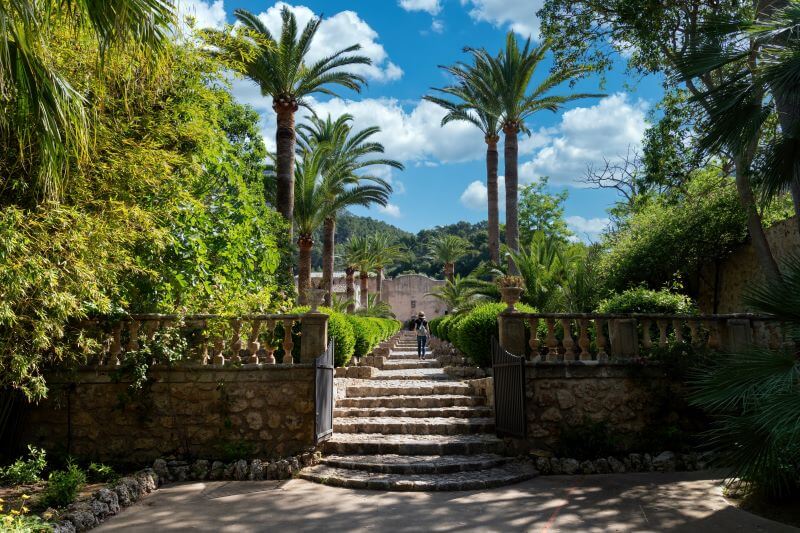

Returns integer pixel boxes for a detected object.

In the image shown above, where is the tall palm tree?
[425,58,502,263]
[427,235,471,282]
[427,274,493,314]
[297,114,402,305]
[202,6,370,236]
[293,147,390,304]
[343,235,377,309]
[1,0,174,202]
[367,232,406,301]
[467,34,602,272]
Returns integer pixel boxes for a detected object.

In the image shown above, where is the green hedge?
[429,316,445,338]
[346,315,401,359]
[291,306,356,367]
[596,287,696,314]
[446,302,536,367]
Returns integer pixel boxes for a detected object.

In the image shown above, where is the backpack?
[417,321,428,336]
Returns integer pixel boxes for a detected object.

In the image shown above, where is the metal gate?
[314,340,334,443]
[491,337,527,438]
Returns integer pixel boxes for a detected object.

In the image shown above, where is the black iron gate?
[315,340,335,443]
[491,337,526,438]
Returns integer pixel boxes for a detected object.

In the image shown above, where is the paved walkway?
[96,472,797,532]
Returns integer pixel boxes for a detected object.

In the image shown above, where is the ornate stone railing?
[498,311,787,363]
[74,311,328,367]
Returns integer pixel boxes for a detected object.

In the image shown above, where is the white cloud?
[177,0,227,29]
[460,0,543,38]
[256,3,402,83]
[459,177,506,211]
[519,93,649,186]
[377,203,403,218]
[431,19,445,33]
[566,215,610,240]
[394,181,407,195]
[399,0,442,15]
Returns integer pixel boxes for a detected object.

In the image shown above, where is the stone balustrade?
[498,311,787,362]
[76,311,329,367]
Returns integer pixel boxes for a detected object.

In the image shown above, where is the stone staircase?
[300,332,536,491]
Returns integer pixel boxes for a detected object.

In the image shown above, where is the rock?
[643,454,653,471]
[623,457,632,472]
[594,458,610,474]
[549,457,562,475]
[93,488,120,515]
[249,459,265,480]
[152,458,168,481]
[234,459,249,481]
[279,460,292,479]
[209,461,225,480]
[628,453,642,472]
[535,457,551,475]
[289,457,300,473]
[580,460,596,474]
[556,390,576,409]
[561,458,580,475]
[121,478,141,502]
[172,465,189,482]
[136,469,158,492]
[266,461,278,480]
[313,451,323,465]
[652,451,676,472]
[223,462,236,479]
[607,457,626,473]
[88,498,110,519]
[112,482,132,507]
[191,460,210,480]
[65,503,98,531]
[52,521,77,533]
[300,452,313,467]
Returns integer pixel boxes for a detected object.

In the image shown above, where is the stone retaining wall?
[22,365,316,463]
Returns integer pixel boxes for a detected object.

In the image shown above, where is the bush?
[291,307,356,367]
[347,316,400,359]
[87,463,119,484]
[449,302,536,367]
[1,446,46,485]
[41,462,86,508]
[429,316,444,338]
[596,287,695,315]
[558,419,619,460]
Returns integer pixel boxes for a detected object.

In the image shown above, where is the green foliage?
[596,287,696,315]
[0,446,47,485]
[322,309,356,368]
[217,440,256,463]
[86,463,119,484]
[0,500,52,532]
[41,462,86,509]
[558,419,619,460]
[518,177,573,246]
[347,316,399,358]
[448,302,537,367]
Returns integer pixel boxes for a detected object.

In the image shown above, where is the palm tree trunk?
[322,216,335,307]
[771,91,800,235]
[503,124,520,274]
[376,267,384,302]
[486,135,500,264]
[274,102,298,239]
[345,267,356,313]
[444,262,455,283]
[297,235,313,305]
[733,156,782,282]
[359,271,369,308]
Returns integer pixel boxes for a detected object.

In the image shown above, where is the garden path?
[300,332,536,490]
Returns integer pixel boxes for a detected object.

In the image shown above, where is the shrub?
[1,445,47,485]
[41,462,86,508]
[0,497,51,532]
[449,302,536,367]
[429,316,444,338]
[596,287,695,315]
[347,316,400,358]
[87,463,119,484]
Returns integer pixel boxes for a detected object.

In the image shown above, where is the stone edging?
[532,451,711,475]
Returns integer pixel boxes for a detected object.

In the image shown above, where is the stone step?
[334,417,495,435]
[381,360,441,369]
[344,381,472,398]
[324,433,504,456]
[389,352,430,359]
[321,454,510,474]
[336,395,486,408]
[299,462,536,491]
[334,406,494,419]
[371,369,450,380]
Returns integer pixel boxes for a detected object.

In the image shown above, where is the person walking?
[413,311,430,359]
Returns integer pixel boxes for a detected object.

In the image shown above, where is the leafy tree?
[342,235,377,309]
[367,233,407,301]
[427,275,494,314]
[426,57,502,263]
[427,235,471,282]
[0,0,174,203]
[463,34,602,272]
[518,177,573,245]
[201,6,370,236]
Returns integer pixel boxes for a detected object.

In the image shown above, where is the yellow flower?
[20,494,31,500]
[0,498,5,502]
[10,509,20,516]
[21,506,29,513]
[3,515,14,524]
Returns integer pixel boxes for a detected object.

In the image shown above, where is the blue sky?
[179,0,665,238]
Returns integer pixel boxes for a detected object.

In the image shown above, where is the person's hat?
[418,311,425,317]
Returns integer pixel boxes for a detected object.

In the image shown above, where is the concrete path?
[96,472,797,532]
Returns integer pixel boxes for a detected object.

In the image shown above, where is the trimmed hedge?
[596,287,696,315]
[292,306,356,367]
[448,302,537,367]
[429,316,445,338]
[346,315,401,359]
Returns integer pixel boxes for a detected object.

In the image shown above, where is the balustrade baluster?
[595,318,608,362]
[109,322,123,366]
[578,318,591,361]
[561,318,576,361]
[247,319,261,364]
[688,320,701,346]
[705,320,722,350]
[753,321,767,347]
[768,322,781,350]
[672,319,684,343]
[263,320,276,364]
[212,337,225,365]
[230,319,243,363]
[545,318,558,358]
[528,317,540,361]
[641,319,653,350]
[126,320,140,352]
[197,319,209,365]
[657,319,668,347]
[282,319,295,364]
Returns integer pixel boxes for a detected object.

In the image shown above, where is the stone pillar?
[609,319,639,358]
[498,311,527,357]
[300,312,328,364]
[725,318,753,352]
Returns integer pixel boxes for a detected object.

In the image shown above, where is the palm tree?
[293,147,390,304]
[427,274,493,314]
[367,233,406,301]
[343,235,377,309]
[202,6,370,235]
[427,235,471,282]
[425,58,502,263]
[467,34,602,272]
[297,114,402,305]
[1,0,174,202]
[355,293,395,318]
